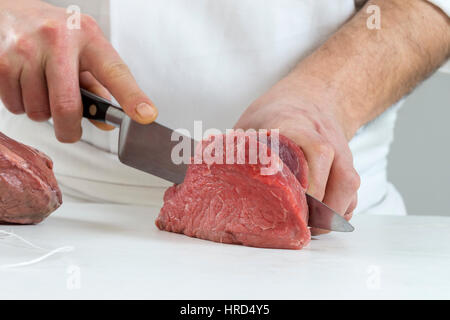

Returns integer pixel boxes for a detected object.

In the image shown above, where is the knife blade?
[306,195,354,232]
[81,89,354,232]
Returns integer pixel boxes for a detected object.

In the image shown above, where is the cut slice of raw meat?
[0,132,62,224]
[156,131,310,249]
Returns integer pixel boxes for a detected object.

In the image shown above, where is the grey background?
[388,71,450,216]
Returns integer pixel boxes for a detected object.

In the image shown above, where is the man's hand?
[235,76,360,235]
[236,0,449,234]
[0,0,158,142]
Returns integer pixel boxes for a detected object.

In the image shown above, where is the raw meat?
[0,132,62,224]
[156,131,310,249]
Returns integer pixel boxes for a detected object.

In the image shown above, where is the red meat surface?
[156,131,310,249]
[0,132,62,224]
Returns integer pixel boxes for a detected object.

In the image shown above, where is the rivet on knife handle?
[81,88,124,127]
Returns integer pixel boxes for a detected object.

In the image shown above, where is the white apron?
[1,0,448,214]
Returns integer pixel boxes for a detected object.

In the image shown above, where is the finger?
[79,71,115,131]
[310,227,331,236]
[89,119,115,131]
[80,39,157,124]
[286,130,334,201]
[45,51,82,143]
[344,193,358,221]
[80,71,111,99]
[0,58,24,114]
[20,63,51,121]
[322,154,361,215]
[311,171,358,236]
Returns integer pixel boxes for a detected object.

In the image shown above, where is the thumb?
[80,39,158,124]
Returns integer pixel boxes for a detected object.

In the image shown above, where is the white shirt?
[0,0,448,213]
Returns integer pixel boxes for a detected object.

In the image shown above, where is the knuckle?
[125,90,147,105]
[39,19,67,44]
[102,60,130,80]
[345,170,361,190]
[81,14,101,34]
[314,141,334,159]
[27,109,51,121]
[14,37,36,59]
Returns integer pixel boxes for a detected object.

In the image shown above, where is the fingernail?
[136,103,157,122]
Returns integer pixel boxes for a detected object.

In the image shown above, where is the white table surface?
[0,203,449,299]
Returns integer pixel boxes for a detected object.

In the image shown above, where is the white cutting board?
[0,203,449,299]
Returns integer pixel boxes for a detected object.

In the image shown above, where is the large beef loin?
[156,131,311,249]
[0,132,62,224]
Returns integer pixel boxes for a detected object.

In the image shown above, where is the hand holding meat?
[235,74,361,234]
[0,0,157,142]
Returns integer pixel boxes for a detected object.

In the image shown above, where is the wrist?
[279,68,364,140]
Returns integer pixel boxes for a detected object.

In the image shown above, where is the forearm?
[283,0,450,139]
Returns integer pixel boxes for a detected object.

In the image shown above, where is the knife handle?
[81,88,124,127]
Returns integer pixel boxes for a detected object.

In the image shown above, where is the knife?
[81,89,354,232]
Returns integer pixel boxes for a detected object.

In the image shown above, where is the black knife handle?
[81,88,123,124]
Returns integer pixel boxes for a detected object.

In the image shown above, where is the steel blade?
[306,194,354,232]
[117,117,194,184]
